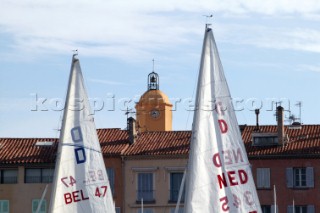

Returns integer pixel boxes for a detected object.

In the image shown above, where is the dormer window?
[252,133,278,146]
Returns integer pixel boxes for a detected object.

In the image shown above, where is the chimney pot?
[128,117,137,145]
[254,109,260,131]
[277,106,285,145]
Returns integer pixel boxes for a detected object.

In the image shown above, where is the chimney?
[277,106,285,145]
[128,117,137,145]
[254,109,260,131]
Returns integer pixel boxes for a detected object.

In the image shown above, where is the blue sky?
[1,0,320,137]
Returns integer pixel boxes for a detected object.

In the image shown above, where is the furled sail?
[49,55,115,213]
[184,26,262,213]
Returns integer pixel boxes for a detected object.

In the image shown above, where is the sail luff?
[184,26,210,211]
[49,55,115,213]
[49,55,77,212]
[184,26,261,212]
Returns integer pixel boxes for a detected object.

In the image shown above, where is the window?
[257,168,270,188]
[137,173,154,203]
[295,206,307,213]
[286,167,314,188]
[170,208,184,213]
[169,172,185,203]
[0,200,9,213]
[138,208,153,213]
[32,199,46,213]
[261,205,271,213]
[115,207,120,213]
[106,168,115,196]
[287,205,314,213]
[25,168,54,183]
[0,169,18,184]
[253,136,278,146]
[294,168,306,187]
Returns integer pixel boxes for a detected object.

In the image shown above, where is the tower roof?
[137,89,172,106]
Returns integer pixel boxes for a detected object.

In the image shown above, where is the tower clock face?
[150,109,160,119]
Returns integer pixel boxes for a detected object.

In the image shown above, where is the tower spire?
[148,59,159,90]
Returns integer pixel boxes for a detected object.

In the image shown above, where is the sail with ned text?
[184,25,262,213]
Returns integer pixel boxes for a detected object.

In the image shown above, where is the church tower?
[135,71,172,132]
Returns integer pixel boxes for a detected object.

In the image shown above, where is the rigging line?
[184,60,198,130]
[60,143,103,153]
[36,184,48,213]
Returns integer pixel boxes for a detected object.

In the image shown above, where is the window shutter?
[286,168,293,188]
[306,167,314,188]
[287,205,293,213]
[257,169,263,188]
[265,168,270,188]
[307,205,315,213]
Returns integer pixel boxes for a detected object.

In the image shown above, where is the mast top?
[204,14,213,30]
[72,49,78,59]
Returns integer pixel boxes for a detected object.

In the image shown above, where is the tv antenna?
[125,107,135,120]
[295,101,302,123]
[285,101,302,125]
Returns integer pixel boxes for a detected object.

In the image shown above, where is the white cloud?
[216,23,320,53]
[0,0,320,60]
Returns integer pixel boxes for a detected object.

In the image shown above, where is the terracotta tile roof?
[242,125,320,158]
[123,131,191,156]
[97,128,129,156]
[1,125,320,164]
[0,138,58,164]
[0,129,129,164]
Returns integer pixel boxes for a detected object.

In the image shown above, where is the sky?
[0,0,320,138]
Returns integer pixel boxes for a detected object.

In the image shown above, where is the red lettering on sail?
[244,191,254,206]
[228,171,237,186]
[213,153,221,167]
[217,173,227,189]
[233,148,244,164]
[73,191,81,202]
[64,190,89,204]
[212,148,244,168]
[64,193,72,204]
[223,150,232,165]
[217,170,249,189]
[81,190,89,200]
[218,119,228,133]
[239,169,248,184]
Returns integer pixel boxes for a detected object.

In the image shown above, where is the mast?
[274,185,277,213]
[183,25,262,212]
[49,54,115,212]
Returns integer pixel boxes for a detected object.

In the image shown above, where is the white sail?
[184,26,262,213]
[49,55,115,213]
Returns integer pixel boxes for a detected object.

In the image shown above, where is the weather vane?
[72,49,78,55]
[203,14,213,27]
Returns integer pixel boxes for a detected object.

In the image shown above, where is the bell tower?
[135,69,172,132]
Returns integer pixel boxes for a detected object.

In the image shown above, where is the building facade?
[1,72,320,213]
